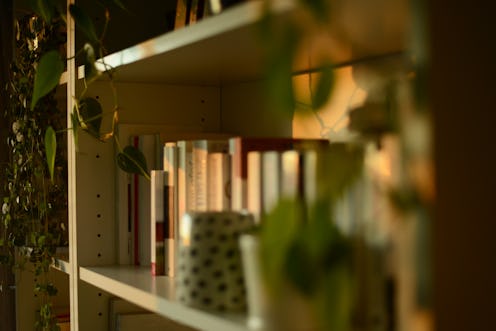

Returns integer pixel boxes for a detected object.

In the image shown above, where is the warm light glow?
[292,66,367,140]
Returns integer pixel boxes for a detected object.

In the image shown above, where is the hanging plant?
[2,13,68,331]
[0,1,148,330]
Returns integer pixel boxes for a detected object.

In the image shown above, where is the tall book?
[207,152,231,211]
[229,137,329,211]
[192,139,230,211]
[174,0,190,29]
[163,142,178,252]
[188,0,206,24]
[247,151,263,223]
[131,134,162,266]
[150,170,166,276]
[177,140,194,230]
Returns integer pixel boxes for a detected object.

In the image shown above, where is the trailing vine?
[2,13,67,331]
[0,1,147,330]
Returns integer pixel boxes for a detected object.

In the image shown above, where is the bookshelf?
[19,0,410,330]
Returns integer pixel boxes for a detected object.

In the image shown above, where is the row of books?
[117,127,329,273]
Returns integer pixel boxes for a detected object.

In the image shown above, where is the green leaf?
[117,146,149,179]
[31,50,64,110]
[37,235,46,247]
[79,97,103,137]
[260,199,302,293]
[83,43,100,81]
[312,64,334,110]
[69,4,99,45]
[44,126,56,182]
[70,111,79,150]
[316,263,353,331]
[317,144,364,200]
[46,283,58,296]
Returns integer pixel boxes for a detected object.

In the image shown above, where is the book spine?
[207,152,231,211]
[281,150,303,200]
[163,142,179,246]
[192,140,208,211]
[229,138,243,211]
[138,134,160,266]
[151,170,166,276]
[164,175,175,277]
[174,0,190,29]
[247,151,263,223]
[189,0,199,24]
[177,140,191,229]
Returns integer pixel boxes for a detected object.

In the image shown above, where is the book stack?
[116,126,233,275]
[229,136,329,219]
[116,127,334,276]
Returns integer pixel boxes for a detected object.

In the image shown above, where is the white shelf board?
[78,0,296,85]
[79,265,252,331]
[76,0,408,86]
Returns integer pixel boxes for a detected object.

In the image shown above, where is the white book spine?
[138,134,160,267]
[150,170,166,276]
[247,151,263,223]
[177,140,194,218]
[192,140,208,211]
[262,151,282,218]
[229,138,243,211]
[207,152,231,211]
[281,150,301,200]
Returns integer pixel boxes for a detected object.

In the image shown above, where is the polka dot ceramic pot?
[177,211,254,312]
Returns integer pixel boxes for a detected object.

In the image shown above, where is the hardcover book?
[229,136,329,211]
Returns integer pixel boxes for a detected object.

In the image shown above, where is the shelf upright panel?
[66,0,79,330]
